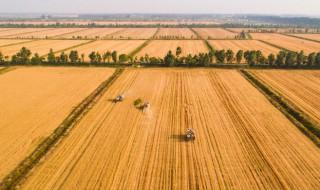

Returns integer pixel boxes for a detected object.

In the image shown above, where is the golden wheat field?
[57,28,124,39]
[290,34,320,42]
[209,40,280,56]
[192,28,236,39]
[0,28,55,38]
[64,40,146,60]
[0,39,31,47]
[0,40,89,57]
[252,70,320,126]
[251,33,320,53]
[137,40,208,57]
[155,28,197,39]
[20,69,320,190]
[106,28,158,39]
[0,67,115,181]
[11,28,85,39]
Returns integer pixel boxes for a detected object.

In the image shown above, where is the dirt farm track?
[14,68,320,190]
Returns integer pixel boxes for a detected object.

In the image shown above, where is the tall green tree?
[236,50,243,64]
[112,51,118,63]
[268,54,276,66]
[307,52,316,66]
[226,49,234,64]
[0,51,4,64]
[316,52,320,66]
[297,51,305,66]
[164,50,175,66]
[285,52,297,66]
[276,51,286,66]
[47,49,56,63]
[69,50,79,64]
[89,51,97,63]
[176,46,182,57]
[31,53,44,64]
[215,50,226,64]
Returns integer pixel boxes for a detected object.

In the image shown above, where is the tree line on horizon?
[1,46,320,67]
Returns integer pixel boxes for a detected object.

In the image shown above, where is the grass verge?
[240,69,320,147]
[0,68,124,190]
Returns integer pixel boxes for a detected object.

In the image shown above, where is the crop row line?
[0,68,125,190]
[239,69,320,147]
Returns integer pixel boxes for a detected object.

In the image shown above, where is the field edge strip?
[239,69,320,147]
[256,39,292,52]
[0,67,16,75]
[0,68,125,190]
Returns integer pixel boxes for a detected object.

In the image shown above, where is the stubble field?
[192,28,236,39]
[209,40,280,56]
[251,33,320,53]
[137,40,209,57]
[20,69,320,190]
[64,40,146,61]
[0,39,89,57]
[155,28,197,39]
[0,67,115,181]
[252,70,320,126]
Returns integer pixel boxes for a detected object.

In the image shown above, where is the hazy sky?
[1,0,320,15]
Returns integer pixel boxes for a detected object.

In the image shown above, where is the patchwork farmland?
[0,67,115,181]
[19,69,320,189]
[290,34,320,42]
[251,33,320,53]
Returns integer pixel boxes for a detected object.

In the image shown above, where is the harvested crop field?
[21,69,320,189]
[290,34,320,42]
[0,39,31,47]
[192,28,236,39]
[137,40,208,57]
[209,40,280,56]
[11,28,86,39]
[58,28,124,39]
[0,67,115,181]
[251,33,320,53]
[64,40,146,61]
[106,28,158,39]
[252,70,320,126]
[0,39,89,57]
[155,28,197,39]
[0,28,55,38]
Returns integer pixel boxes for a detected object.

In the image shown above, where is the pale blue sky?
[1,0,319,15]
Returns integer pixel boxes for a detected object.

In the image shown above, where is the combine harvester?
[185,128,196,141]
[113,95,125,103]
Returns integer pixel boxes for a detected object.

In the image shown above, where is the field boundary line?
[240,69,320,147]
[0,68,125,190]
[256,39,292,52]
[0,40,37,48]
[190,28,214,51]
[281,33,320,44]
[41,40,96,58]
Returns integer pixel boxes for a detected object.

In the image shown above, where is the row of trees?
[1,46,320,67]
